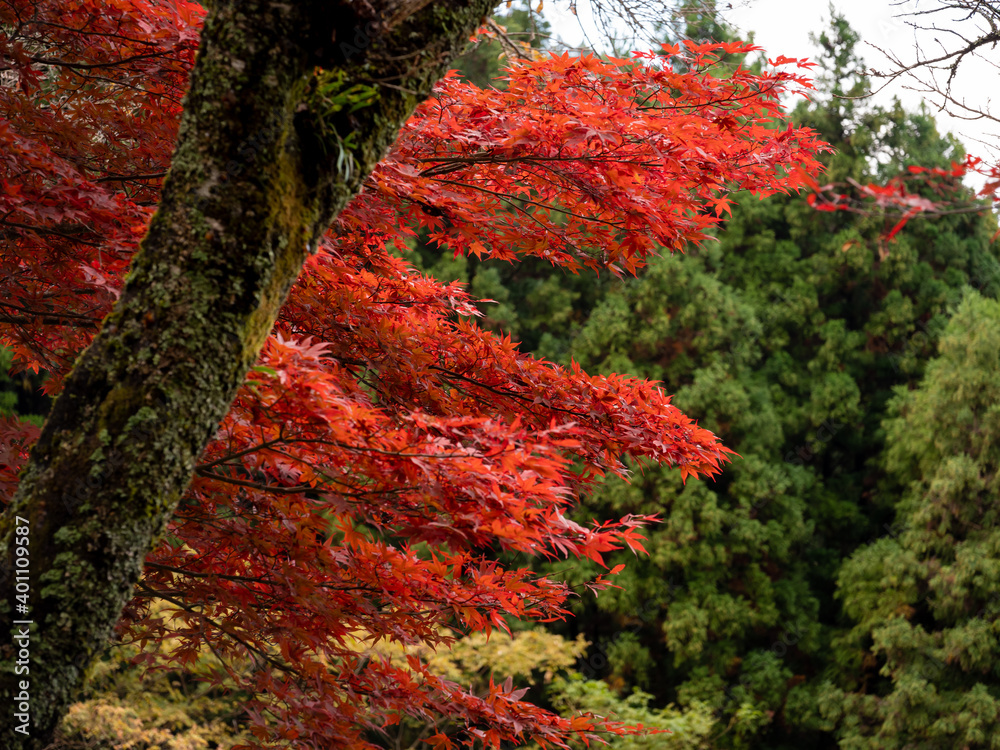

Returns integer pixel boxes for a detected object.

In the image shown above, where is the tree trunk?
[0,1,497,746]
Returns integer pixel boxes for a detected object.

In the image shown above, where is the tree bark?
[0,1,497,746]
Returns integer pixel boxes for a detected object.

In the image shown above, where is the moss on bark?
[0,1,498,746]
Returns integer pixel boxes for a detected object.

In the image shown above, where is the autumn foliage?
[804,152,1000,241]
[0,1,826,746]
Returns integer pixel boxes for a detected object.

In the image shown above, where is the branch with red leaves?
[805,154,999,241]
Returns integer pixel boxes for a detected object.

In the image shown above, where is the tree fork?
[0,1,497,745]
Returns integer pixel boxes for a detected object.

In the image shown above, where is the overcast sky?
[543,0,998,188]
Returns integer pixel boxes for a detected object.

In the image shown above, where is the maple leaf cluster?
[0,0,201,379]
[0,2,826,747]
[355,43,825,275]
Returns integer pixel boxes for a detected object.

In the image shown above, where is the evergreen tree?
[823,290,1000,748]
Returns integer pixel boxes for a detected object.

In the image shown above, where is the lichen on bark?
[0,1,498,746]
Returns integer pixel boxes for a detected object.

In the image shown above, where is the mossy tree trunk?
[0,1,497,746]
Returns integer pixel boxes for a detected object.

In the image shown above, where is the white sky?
[542,0,999,189]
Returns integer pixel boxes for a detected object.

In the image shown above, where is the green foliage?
[825,291,1000,748]
[377,628,591,690]
[54,638,252,750]
[546,675,717,749]
[312,71,381,178]
[358,627,719,749]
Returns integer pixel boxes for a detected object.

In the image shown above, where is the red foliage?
[0,2,826,747]
[805,153,999,240]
